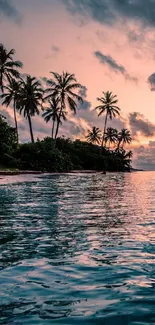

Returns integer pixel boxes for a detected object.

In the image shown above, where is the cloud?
[133,142,155,170]
[78,86,91,110]
[51,45,60,53]
[127,30,145,44]
[0,108,14,126]
[148,73,155,91]
[129,112,155,138]
[148,141,155,147]
[45,45,60,60]
[0,0,21,23]
[94,51,126,73]
[63,0,113,25]
[94,51,137,82]
[76,105,126,138]
[78,85,87,98]
[63,0,155,28]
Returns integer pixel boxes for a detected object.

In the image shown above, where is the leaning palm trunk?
[27,115,34,143]
[13,101,18,143]
[54,119,60,140]
[53,118,61,149]
[101,112,108,148]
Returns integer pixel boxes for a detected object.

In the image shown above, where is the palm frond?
[68,90,83,102]
[67,96,77,113]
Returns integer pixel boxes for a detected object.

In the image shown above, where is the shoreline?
[0,170,106,176]
[0,169,145,176]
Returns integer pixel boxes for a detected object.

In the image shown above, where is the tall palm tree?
[42,98,67,139]
[117,128,132,149]
[104,127,118,149]
[95,91,120,148]
[45,71,83,139]
[86,126,101,144]
[1,78,21,143]
[17,75,44,143]
[0,44,23,93]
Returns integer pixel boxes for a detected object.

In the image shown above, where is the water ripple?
[0,172,155,324]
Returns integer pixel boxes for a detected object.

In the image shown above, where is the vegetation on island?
[0,44,133,172]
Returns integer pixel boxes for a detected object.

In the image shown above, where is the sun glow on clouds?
[1,0,155,168]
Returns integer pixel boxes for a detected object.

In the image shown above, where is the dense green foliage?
[0,115,17,168]
[0,114,132,172]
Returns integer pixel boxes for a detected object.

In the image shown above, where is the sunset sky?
[1,0,155,169]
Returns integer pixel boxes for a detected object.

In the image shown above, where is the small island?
[0,44,132,174]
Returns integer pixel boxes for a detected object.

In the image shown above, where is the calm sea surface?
[0,172,155,325]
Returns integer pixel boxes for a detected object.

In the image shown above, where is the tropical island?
[0,44,133,173]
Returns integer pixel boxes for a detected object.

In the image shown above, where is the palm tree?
[95,91,120,148]
[121,150,133,170]
[17,75,44,143]
[42,97,67,139]
[86,126,101,144]
[125,150,133,159]
[117,128,132,149]
[0,44,23,93]
[115,148,132,170]
[104,127,118,149]
[45,71,83,139]
[1,78,21,143]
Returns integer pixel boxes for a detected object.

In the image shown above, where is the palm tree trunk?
[28,115,34,143]
[101,112,108,148]
[51,120,55,148]
[52,119,60,149]
[0,76,3,93]
[122,139,125,149]
[117,139,121,150]
[55,118,60,139]
[51,120,55,139]
[13,100,18,144]
[53,98,64,148]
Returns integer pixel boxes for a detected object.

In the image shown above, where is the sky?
[1,0,155,169]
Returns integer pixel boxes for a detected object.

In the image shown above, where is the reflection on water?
[0,172,155,324]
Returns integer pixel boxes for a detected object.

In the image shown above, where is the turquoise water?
[0,172,155,324]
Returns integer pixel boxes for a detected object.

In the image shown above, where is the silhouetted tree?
[86,126,101,144]
[95,91,120,148]
[1,78,21,143]
[117,128,132,149]
[0,44,22,93]
[125,150,133,159]
[42,97,67,140]
[17,75,44,143]
[104,127,118,149]
[45,72,83,142]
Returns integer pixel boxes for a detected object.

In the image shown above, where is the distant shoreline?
[130,168,144,172]
[0,169,145,176]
